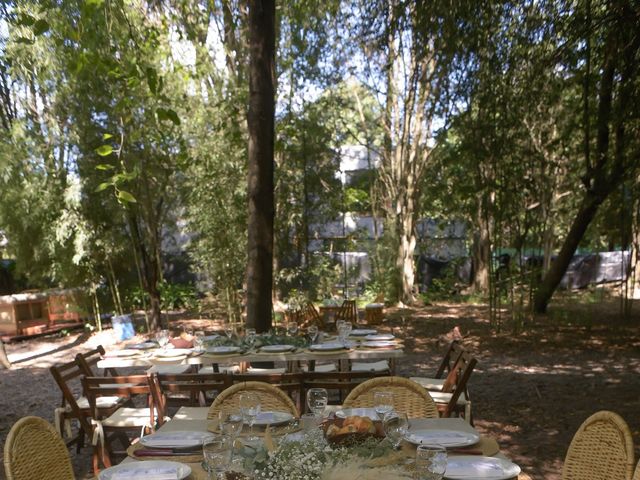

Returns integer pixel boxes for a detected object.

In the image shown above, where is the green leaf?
[102,133,113,140]
[146,67,158,95]
[156,108,180,125]
[96,164,114,171]
[96,145,113,156]
[117,191,137,203]
[32,19,50,36]
[17,15,36,26]
[95,182,111,192]
[15,37,34,45]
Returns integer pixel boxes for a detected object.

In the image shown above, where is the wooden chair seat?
[409,376,446,391]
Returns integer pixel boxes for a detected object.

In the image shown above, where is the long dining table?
[103,407,527,480]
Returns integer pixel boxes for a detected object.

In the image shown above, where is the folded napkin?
[110,466,178,480]
[143,432,211,448]
[446,459,506,478]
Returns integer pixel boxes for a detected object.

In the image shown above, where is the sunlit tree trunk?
[246,0,275,333]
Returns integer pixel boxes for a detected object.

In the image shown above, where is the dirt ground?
[1,299,639,480]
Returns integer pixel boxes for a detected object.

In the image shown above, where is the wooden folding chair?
[49,359,124,452]
[302,370,384,408]
[299,302,325,330]
[335,299,358,324]
[81,374,155,473]
[231,372,303,414]
[410,340,465,391]
[4,416,75,480]
[75,345,117,377]
[562,411,634,480]
[430,350,477,422]
[343,376,438,418]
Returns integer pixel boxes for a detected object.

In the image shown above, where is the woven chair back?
[633,460,640,480]
[4,416,74,480]
[208,381,299,419]
[562,410,634,480]
[343,376,438,418]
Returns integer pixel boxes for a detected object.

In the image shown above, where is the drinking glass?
[335,319,346,333]
[239,392,261,441]
[202,436,232,480]
[307,325,319,344]
[218,409,243,439]
[193,331,205,353]
[245,328,257,351]
[156,329,170,350]
[286,321,298,336]
[306,387,328,418]
[374,391,394,420]
[414,444,447,480]
[383,411,408,449]
[300,413,320,437]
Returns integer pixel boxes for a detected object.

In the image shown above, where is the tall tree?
[246,0,275,332]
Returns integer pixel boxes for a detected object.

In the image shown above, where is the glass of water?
[414,444,447,480]
[286,321,298,336]
[306,387,328,418]
[383,411,408,449]
[239,392,261,441]
[374,391,394,420]
[218,409,243,439]
[307,325,319,344]
[155,329,170,350]
[202,435,232,480]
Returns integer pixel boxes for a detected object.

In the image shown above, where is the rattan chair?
[343,376,438,418]
[633,459,640,480]
[302,370,385,409]
[4,416,74,480]
[562,410,634,480]
[208,381,299,419]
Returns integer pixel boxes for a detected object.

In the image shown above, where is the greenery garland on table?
[204,332,311,350]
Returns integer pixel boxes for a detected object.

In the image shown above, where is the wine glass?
[383,411,408,449]
[245,328,257,351]
[202,436,233,480]
[218,409,243,439]
[306,387,328,418]
[155,329,170,350]
[193,331,205,353]
[239,392,261,441]
[335,319,346,334]
[307,325,319,344]
[224,323,234,339]
[286,321,298,336]
[374,391,394,420]
[415,444,447,480]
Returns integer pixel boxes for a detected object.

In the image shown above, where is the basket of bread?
[323,415,384,446]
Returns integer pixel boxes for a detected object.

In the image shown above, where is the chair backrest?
[300,302,324,329]
[439,350,477,418]
[343,376,439,418]
[75,345,116,377]
[81,375,152,423]
[562,411,635,480]
[336,300,358,323]
[49,359,95,437]
[4,416,75,480]
[302,370,385,410]
[231,372,303,413]
[208,381,299,419]
[434,340,465,379]
[633,459,640,480]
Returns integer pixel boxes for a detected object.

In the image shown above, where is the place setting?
[127,430,217,462]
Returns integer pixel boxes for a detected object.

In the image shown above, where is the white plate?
[201,334,220,341]
[129,342,157,350]
[405,429,480,447]
[361,340,398,348]
[350,329,378,336]
[250,411,295,426]
[335,408,379,421]
[365,334,395,341]
[206,345,241,354]
[98,460,191,480]
[309,342,346,351]
[260,344,295,353]
[106,349,139,358]
[140,431,215,448]
[155,348,192,358]
[445,456,521,480]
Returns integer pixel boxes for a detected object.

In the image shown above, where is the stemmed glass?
[193,331,205,353]
[245,328,257,351]
[337,321,352,347]
[306,387,328,418]
[374,391,394,420]
[415,444,447,480]
[286,321,298,336]
[218,409,244,439]
[383,411,409,449]
[239,392,261,441]
[307,325,319,344]
[156,329,170,350]
[202,435,233,480]
[224,323,235,340]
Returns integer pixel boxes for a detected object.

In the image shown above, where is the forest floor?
[0,293,639,479]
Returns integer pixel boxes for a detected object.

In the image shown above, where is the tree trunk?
[472,198,491,292]
[533,193,602,313]
[246,0,275,333]
[396,208,417,304]
[0,341,11,369]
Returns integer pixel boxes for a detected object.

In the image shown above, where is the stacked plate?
[364,333,395,341]
[140,431,215,449]
[154,348,192,358]
[349,329,378,337]
[98,460,191,480]
[405,429,479,447]
[309,342,346,351]
[260,344,296,353]
[444,456,521,479]
[205,345,242,355]
[251,411,294,426]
